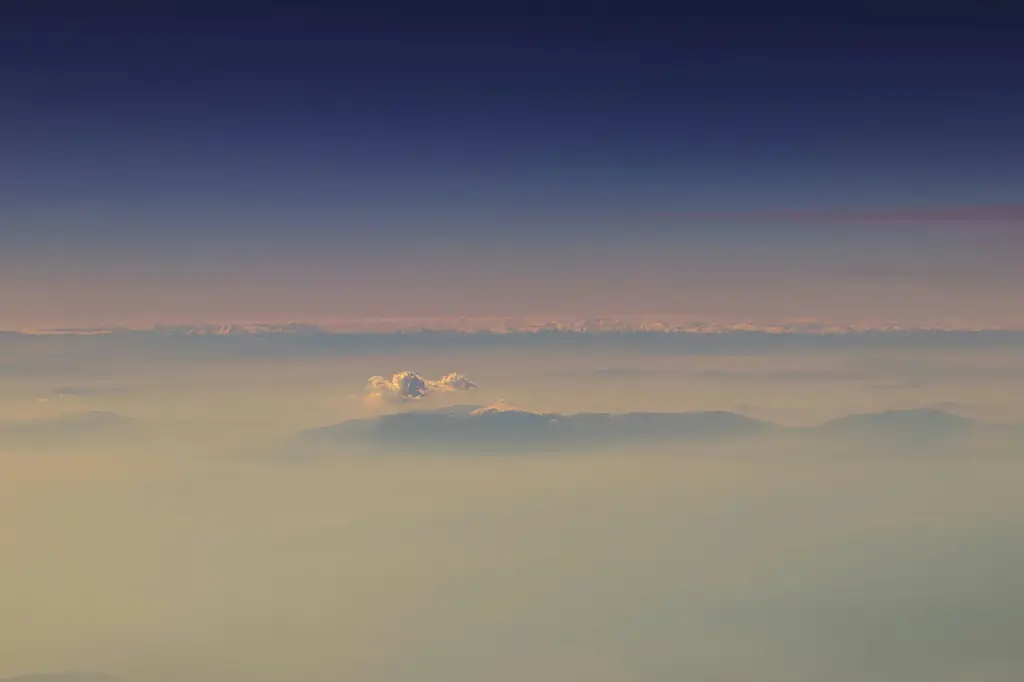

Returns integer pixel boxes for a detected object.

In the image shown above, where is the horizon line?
[7,316,1024,337]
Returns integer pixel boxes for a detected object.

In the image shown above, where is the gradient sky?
[3,2,1024,327]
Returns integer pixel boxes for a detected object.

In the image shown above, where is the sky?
[3,2,1024,326]
[5,7,1024,680]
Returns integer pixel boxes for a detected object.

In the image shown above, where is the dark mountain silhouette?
[299,401,775,453]
[812,408,979,441]
[295,403,1019,455]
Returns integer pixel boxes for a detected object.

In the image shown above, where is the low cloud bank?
[365,371,478,405]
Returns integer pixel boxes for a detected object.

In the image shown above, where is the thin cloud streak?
[645,204,1024,226]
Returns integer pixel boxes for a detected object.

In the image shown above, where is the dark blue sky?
[3,2,1024,326]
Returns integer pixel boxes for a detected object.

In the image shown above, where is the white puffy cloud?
[432,372,479,391]
[364,371,478,405]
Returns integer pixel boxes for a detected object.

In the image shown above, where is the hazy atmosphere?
[3,330,1024,681]
[3,3,1024,682]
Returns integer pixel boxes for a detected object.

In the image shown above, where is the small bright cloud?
[364,371,478,405]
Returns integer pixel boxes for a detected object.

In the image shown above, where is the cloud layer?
[12,313,1024,336]
[364,371,478,405]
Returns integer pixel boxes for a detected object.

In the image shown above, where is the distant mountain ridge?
[815,408,979,437]
[297,404,1017,454]
[1,405,1017,456]
[302,402,775,452]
